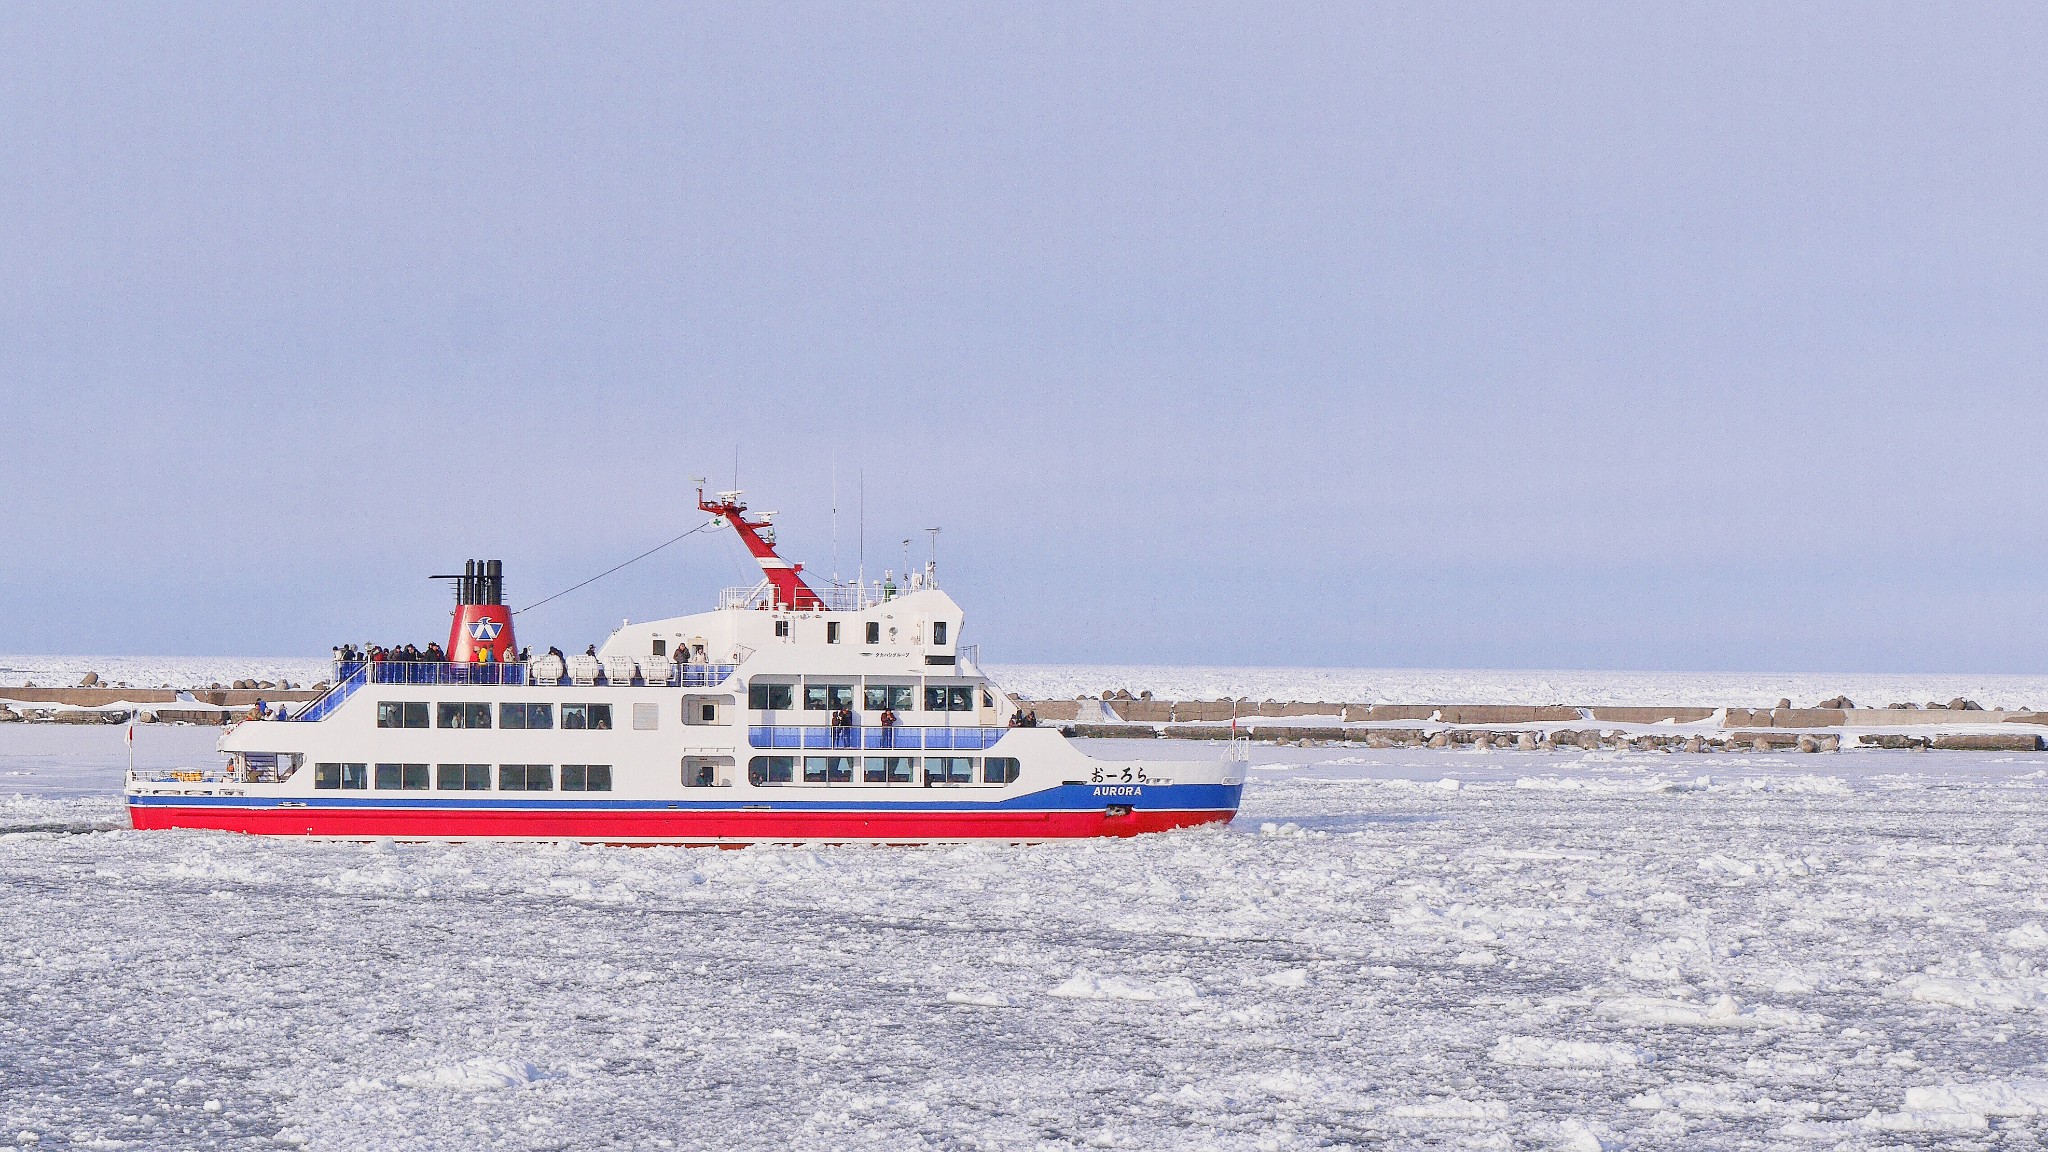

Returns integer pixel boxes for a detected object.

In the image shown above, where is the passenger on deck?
[425,642,444,662]
[585,644,598,658]
[547,645,565,662]
[1026,710,1039,727]
[878,707,898,748]
[516,646,531,664]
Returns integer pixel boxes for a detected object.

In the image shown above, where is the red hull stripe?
[126,805,1234,842]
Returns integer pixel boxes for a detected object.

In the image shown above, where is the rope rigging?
[513,520,716,615]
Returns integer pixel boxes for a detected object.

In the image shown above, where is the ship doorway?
[682,694,733,725]
[683,756,736,788]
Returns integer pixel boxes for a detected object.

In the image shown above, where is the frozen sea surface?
[7,729,2048,1149]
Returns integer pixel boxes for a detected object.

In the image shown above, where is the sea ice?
[8,726,2048,1148]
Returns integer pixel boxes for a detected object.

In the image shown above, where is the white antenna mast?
[831,459,839,584]
[857,470,866,602]
[924,527,940,583]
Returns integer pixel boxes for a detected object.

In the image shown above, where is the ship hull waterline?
[127,787,1243,845]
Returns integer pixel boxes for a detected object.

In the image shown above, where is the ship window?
[500,703,552,730]
[925,686,975,712]
[375,763,430,790]
[865,621,880,644]
[438,702,491,729]
[933,621,948,646]
[805,684,854,711]
[774,619,790,638]
[699,703,717,723]
[314,762,368,789]
[499,764,553,791]
[864,756,915,784]
[748,755,795,785]
[983,757,1021,785]
[377,702,429,729]
[803,756,856,784]
[561,704,612,730]
[632,702,659,731]
[924,757,975,786]
[747,683,794,711]
[437,763,491,790]
[826,621,841,644]
[651,639,666,657]
[562,764,612,791]
[866,684,915,711]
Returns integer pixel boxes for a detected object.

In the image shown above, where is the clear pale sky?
[3,4,2043,671]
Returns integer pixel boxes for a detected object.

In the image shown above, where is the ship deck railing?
[748,725,1010,751]
[288,660,739,721]
[128,767,237,785]
[718,576,939,613]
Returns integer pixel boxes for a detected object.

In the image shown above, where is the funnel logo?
[468,618,503,642]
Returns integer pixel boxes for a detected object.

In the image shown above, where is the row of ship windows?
[314,762,613,791]
[748,755,1020,786]
[775,620,948,646]
[377,702,615,730]
[748,684,991,712]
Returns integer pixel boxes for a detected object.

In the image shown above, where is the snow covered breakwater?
[7,729,2048,1148]
[1018,695,2048,753]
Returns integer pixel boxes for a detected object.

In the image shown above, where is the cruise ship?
[125,490,1247,843]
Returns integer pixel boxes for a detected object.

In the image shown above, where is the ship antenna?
[925,527,940,584]
[831,458,839,585]
[857,469,866,606]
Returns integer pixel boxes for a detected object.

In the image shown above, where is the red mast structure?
[699,489,825,609]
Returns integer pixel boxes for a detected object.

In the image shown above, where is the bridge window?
[651,639,666,657]
[437,702,491,729]
[803,756,856,784]
[314,762,367,789]
[377,702,428,729]
[826,621,841,644]
[865,621,880,644]
[375,763,430,790]
[805,684,854,711]
[437,763,490,790]
[933,621,948,646]
[925,757,975,785]
[561,704,612,730]
[747,682,794,711]
[562,764,613,791]
[500,703,552,730]
[925,685,975,712]
[865,684,915,711]
[774,619,790,638]
[499,764,553,791]
[864,756,915,784]
[748,755,795,785]
[983,757,1021,784]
